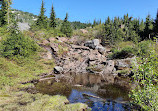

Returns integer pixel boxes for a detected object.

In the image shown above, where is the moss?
[0,91,90,111]
[43,95,69,111]
[64,103,90,111]
[116,69,130,76]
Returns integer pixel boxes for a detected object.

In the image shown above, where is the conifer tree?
[61,13,72,37]
[0,0,12,26]
[154,9,158,35]
[144,14,153,40]
[99,19,102,24]
[92,19,97,27]
[36,0,47,28]
[50,2,56,28]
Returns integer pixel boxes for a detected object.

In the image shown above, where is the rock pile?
[39,36,135,78]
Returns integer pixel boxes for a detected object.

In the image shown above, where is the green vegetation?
[130,44,158,110]
[71,21,91,29]
[0,0,12,26]
[61,13,73,37]
[35,0,48,29]
[11,9,38,25]
[0,28,38,58]
[49,2,56,28]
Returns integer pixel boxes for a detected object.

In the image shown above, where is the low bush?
[137,40,152,57]
[109,46,135,59]
[0,30,38,59]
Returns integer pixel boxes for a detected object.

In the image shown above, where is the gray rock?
[92,39,100,46]
[84,39,102,51]
[115,57,136,70]
[103,60,115,74]
[96,46,106,54]
[84,40,95,49]
[54,66,63,74]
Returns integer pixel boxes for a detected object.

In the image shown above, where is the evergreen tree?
[154,9,158,35]
[36,0,47,28]
[99,19,102,24]
[144,14,153,40]
[138,19,145,39]
[50,2,56,28]
[0,0,11,26]
[61,13,72,37]
[92,19,96,27]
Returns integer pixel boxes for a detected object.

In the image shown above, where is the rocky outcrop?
[114,57,136,77]
[39,36,135,79]
[84,39,106,55]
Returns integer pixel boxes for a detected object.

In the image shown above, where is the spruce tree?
[144,14,153,40]
[92,19,96,27]
[154,9,158,35]
[36,0,47,28]
[50,2,56,28]
[99,19,102,24]
[0,0,11,26]
[61,13,72,37]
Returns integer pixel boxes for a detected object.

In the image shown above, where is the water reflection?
[68,88,131,111]
[35,73,131,111]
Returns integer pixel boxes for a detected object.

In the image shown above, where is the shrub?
[0,30,38,59]
[130,47,158,110]
[109,46,135,59]
[137,40,152,57]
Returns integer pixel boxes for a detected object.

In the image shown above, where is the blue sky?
[12,0,158,23]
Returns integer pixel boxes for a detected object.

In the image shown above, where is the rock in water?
[54,66,63,74]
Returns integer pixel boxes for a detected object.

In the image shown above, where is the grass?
[0,54,54,90]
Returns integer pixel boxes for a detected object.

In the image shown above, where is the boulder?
[54,66,63,74]
[103,60,115,74]
[92,39,100,46]
[84,39,101,50]
[115,60,130,70]
[96,45,106,55]
[84,40,95,49]
[115,57,136,70]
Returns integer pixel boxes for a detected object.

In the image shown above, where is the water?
[35,73,132,111]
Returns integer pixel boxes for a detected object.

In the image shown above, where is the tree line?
[34,0,72,37]
[99,12,158,45]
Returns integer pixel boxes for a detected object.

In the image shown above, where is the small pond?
[35,73,132,111]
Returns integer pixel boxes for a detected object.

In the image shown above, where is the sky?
[11,0,158,23]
